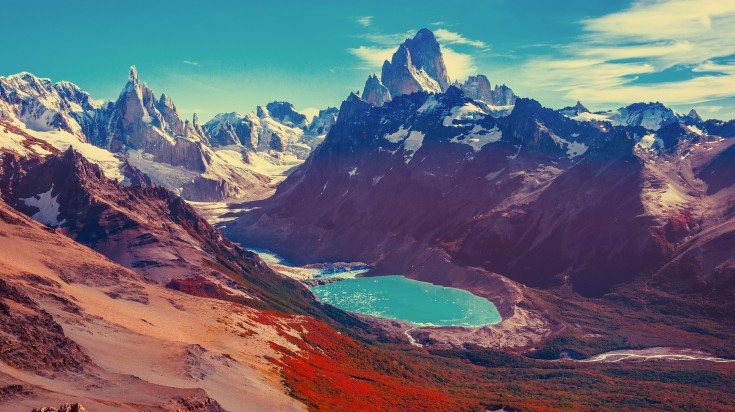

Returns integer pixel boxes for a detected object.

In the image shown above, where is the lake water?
[311,275,501,327]
[241,244,501,327]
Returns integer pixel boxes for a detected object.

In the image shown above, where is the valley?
[1,10,734,411]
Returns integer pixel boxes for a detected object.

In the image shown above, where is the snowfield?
[450,125,502,152]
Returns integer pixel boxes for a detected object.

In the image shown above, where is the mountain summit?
[362,29,450,106]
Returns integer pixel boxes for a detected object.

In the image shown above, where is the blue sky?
[3,0,734,121]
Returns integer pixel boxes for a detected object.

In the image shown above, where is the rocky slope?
[0,148,320,315]
[0,198,306,411]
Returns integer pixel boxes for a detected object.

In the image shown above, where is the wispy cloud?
[434,29,488,49]
[358,30,417,46]
[347,46,394,69]
[504,0,735,116]
[299,107,320,120]
[182,60,200,66]
[356,16,373,27]
[443,47,477,80]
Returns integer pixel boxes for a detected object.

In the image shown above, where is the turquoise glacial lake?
[311,275,501,327]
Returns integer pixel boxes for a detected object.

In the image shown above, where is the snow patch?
[570,105,676,131]
[402,131,425,164]
[485,168,505,181]
[417,96,440,113]
[565,140,588,158]
[8,122,126,182]
[443,103,487,127]
[384,126,409,143]
[410,67,441,93]
[0,126,33,156]
[686,125,704,135]
[571,112,613,123]
[127,149,199,194]
[450,125,502,152]
[549,132,588,158]
[20,185,64,226]
[507,145,522,160]
[636,133,663,150]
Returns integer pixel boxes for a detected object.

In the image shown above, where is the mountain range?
[0,67,337,202]
[1,27,734,411]
[230,28,735,355]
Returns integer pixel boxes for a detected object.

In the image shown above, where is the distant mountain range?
[0,67,336,201]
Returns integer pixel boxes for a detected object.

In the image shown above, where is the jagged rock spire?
[379,28,450,99]
[362,74,391,106]
[574,101,590,113]
[129,66,139,83]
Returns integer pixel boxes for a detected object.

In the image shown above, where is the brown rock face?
[362,74,392,106]
[152,138,210,172]
[0,278,90,373]
[457,75,492,102]
[381,28,450,98]
[457,74,518,106]
[32,403,88,412]
[402,28,451,90]
[0,149,321,315]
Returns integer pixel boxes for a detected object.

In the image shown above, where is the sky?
[2,0,734,121]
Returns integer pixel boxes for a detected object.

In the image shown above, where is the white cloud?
[299,107,320,121]
[500,0,735,118]
[442,48,477,81]
[434,29,488,49]
[182,60,200,66]
[580,0,735,43]
[356,16,373,27]
[359,30,417,46]
[347,46,394,69]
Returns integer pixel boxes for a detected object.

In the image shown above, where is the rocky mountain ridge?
[230,29,735,306]
[0,68,337,201]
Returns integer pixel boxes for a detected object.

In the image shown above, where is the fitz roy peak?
[362,28,451,106]
[382,28,451,96]
[361,29,517,111]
